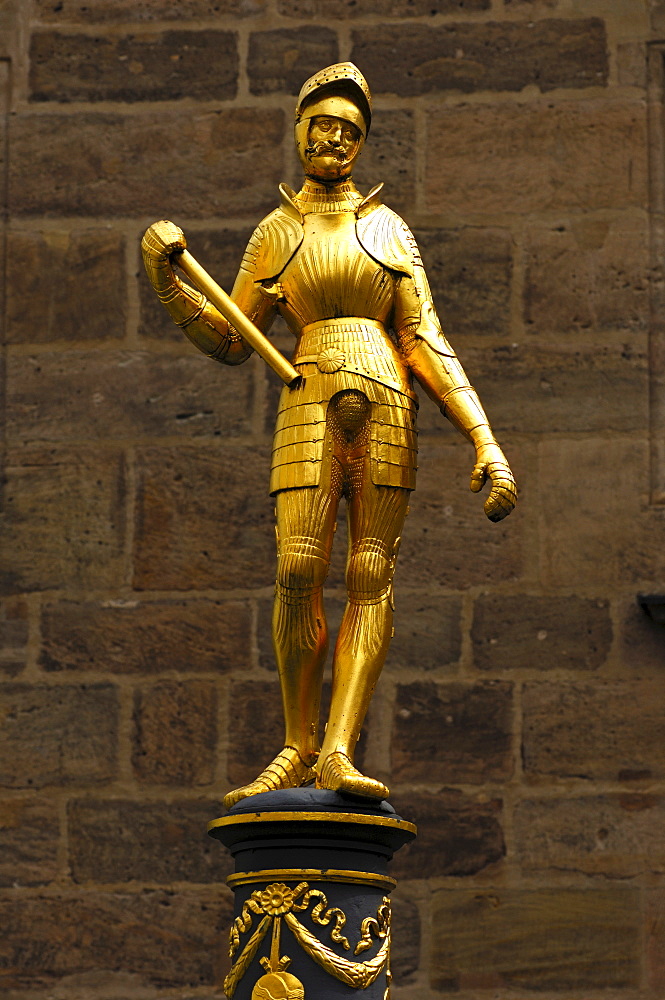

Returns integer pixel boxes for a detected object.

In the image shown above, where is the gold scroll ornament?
[225,881,391,998]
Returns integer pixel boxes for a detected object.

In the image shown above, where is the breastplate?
[278,212,394,334]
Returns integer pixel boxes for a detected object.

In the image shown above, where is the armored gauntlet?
[141,221,252,364]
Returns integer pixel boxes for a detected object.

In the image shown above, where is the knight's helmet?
[294,62,372,170]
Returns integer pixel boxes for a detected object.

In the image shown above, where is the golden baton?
[174,248,300,388]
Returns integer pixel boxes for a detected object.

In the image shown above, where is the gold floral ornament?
[317,348,346,373]
[257,884,299,916]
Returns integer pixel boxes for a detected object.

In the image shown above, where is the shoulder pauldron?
[241,184,304,281]
[356,189,420,277]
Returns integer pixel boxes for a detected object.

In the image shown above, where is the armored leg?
[223,468,341,810]
[273,471,342,754]
[317,470,409,800]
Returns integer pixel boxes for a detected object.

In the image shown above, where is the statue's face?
[297,114,363,181]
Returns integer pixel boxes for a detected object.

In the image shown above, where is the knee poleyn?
[346,538,392,603]
[276,536,329,598]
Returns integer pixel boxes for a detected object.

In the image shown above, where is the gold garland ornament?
[224,881,392,998]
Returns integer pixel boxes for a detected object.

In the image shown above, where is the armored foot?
[316,751,389,800]
[223,746,317,810]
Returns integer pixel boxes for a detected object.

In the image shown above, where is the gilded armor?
[142,62,517,807]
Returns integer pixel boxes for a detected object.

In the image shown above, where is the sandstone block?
[392,681,513,783]
[0,658,25,679]
[0,889,232,990]
[0,684,118,788]
[646,889,665,994]
[248,28,338,95]
[522,680,665,780]
[279,0,490,15]
[226,680,283,785]
[133,445,274,591]
[615,501,665,587]
[6,349,253,444]
[0,5,19,63]
[516,794,665,877]
[68,798,230,883]
[0,618,27,647]
[618,597,665,674]
[412,338,648,437]
[132,680,217,786]
[0,798,59,886]
[0,447,126,595]
[30,30,238,103]
[471,594,612,671]
[352,19,607,97]
[425,100,648,219]
[390,789,504,879]
[354,110,416,218]
[538,438,656,588]
[40,598,251,674]
[524,216,650,337]
[618,41,648,88]
[0,598,29,678]
[389,593,462,673]
[0,650,25,677]
[652,0,665,31]
[396,439,524,590]
[391,895,420,985]
[6,229,125,344]
[431,887,640,991]
[34,0,264,18]
[11,109,284,218]
[139,226,253,342]
[415,227,512,339]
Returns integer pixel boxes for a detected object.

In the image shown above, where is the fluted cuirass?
[279,211,394,332]
[269,208,418,495]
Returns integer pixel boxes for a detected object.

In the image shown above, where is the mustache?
[305,141,348,161]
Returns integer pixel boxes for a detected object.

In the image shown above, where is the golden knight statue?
[142,63,517,808]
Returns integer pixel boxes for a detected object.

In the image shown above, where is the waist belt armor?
[270,318,418,495]
[292,318,415,399]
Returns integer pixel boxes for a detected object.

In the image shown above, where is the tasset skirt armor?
[269,317,418,495]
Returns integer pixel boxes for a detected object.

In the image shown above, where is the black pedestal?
[208,789,416,1000]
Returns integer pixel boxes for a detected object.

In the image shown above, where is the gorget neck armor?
[294,178,362,214]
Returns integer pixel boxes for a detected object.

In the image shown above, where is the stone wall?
[1,1,665,998]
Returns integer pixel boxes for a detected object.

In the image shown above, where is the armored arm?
[142,221,276,365]
[356,199,516,519]
[394,272,517,523]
